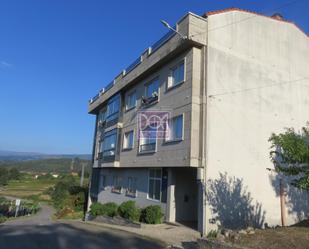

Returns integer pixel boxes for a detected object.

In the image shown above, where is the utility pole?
[80,163,85,187]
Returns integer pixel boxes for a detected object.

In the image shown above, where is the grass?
[0,176,56,199]
[230,221,309,249]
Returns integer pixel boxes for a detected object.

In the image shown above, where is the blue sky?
[0,0,308,154]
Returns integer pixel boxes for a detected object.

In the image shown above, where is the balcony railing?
[150,28,175,53]
[141,95,158,106]
[139,143,156,153]
[89,26,176,105]
[125,57,142,74]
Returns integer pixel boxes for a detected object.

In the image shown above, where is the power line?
[190,0,305,38]
[208,76,309,98]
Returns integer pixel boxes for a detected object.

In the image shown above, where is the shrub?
[0,215,7,224]
[90,202,118,217]
[89,202,105,216]
[102,202,118,217]
[118,201,140,222]
[140,205,162,224]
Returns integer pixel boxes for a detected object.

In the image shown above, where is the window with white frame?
[148,168,162,201]
[126,177,137,197]
[126,91,136,110]
[167,60,185,89]
[145,78,159,98]
[139,126,157,152]
[166,115,183,141]
[123,130,134,150]
[102,133,117,156]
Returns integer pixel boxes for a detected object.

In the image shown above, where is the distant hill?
[0,150,92,161]
[0,158,91,173]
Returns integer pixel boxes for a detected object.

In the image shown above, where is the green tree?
[0,168,9,186]
[8,168,21,180]
[269,123,309,189]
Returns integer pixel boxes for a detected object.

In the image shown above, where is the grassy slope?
[0,175,57,198]
[0,158,90,173]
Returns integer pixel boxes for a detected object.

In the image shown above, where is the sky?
[0,0,308,154]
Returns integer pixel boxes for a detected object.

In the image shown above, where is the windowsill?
[146,197,161,202]
[166,80,185,92]
[125,106,136,112]
[141,99,159,108]
[163,138,183,145]
[138,149,156,155]
[111,188,122,194]
[122,147,133,152]
[126,191,137,198]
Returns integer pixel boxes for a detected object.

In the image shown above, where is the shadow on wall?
[206,172,266,229]
[269,174,309,222]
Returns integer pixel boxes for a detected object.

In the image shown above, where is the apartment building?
[87,8,309,234]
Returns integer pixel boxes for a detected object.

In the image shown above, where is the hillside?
[0,150,91,161]
[0,158,91,173]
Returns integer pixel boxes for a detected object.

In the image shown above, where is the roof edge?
[202,7,308,38]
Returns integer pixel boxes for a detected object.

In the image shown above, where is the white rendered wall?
[205,10,309,230]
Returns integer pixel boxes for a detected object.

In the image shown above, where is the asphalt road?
[0,204,165,249]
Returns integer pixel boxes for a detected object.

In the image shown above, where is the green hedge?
[90,202,118,217]
[140,205,163,224]
[117,201,140,222]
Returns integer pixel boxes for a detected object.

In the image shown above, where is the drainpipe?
[280,178,287,227]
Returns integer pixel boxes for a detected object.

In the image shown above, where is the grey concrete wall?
[97,168,166,212]
[204,10,309,231]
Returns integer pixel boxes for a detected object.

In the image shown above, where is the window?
[106,95,120,122]
[100,175,106,190]
[145,78,159,98]
[112,176,122,193]
[139,126,157,152]
[166,115,183,141]
[148,169,162,201]
[98,108,107,126]
[126,91,136,110]
[123,131,134,150]
[168,60,185,89]
[126,177,137,197]
[100,129,117,159]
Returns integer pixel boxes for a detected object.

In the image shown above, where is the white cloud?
[0,61,12,68]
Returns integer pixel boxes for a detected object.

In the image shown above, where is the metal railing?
[139,143,156,152]
[125,57,142,74]
[89,26,176,105]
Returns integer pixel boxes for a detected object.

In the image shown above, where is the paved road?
[0,204,165,249]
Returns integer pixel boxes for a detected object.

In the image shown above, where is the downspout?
[201,20,209,237]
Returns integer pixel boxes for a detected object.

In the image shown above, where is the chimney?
[271,13,284,21]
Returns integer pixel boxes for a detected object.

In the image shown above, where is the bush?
[90,202,118,217]
[118,201,140,222]
[140,205,162,224]
[0,215,7,224]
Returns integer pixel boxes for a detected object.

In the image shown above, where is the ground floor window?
[126,177,137,197]
[148,168,162,201]
[100,174,106,190]
[112,176,122,194]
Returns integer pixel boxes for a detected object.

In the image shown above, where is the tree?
[8,168,20,180]
[0,168,9,186]
[269,123,309,189]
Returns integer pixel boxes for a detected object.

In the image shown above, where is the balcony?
[139,143,156,153]
[141,94,158,107]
